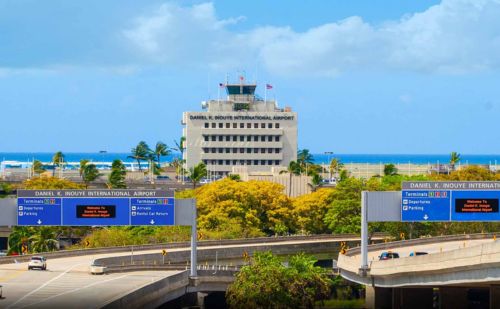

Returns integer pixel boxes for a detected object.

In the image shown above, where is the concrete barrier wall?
[0,233,381,265]
[102,270,190,309]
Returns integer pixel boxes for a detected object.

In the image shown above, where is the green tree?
[79,159,89,179]
[29,226,58,253]
[308,173,323,192]
[329,158,344,179]
[324,177,365,233]
[383,163,398,176]
[154,141,171,166]
[188,162,207,188]
[32,160,45,175]
[8,226,32,255]
[228,174,241,181]
[449,151,461,171]
[297,149,315,172]
[170,158,186,181]
[128,141,150,171]
[108,159,127,189]
[226,251,331,309]
[52,151,65,176]
[81,163,100,188]
[280,161,302,196]
[173,136,186,156]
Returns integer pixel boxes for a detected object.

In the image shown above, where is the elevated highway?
[337,233,500,309]
[0,234,377,308]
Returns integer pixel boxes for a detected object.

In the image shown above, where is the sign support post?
[190,199,197,278]
[360,191,369,276]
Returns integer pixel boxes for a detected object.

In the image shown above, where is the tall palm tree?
[154,142,171,167]
[52,151,65,176]
[188,162,207,189]
[450,152,461,171]
[329,158,343,179]
[171,158,186,181]
[29,227,58,253]
[280,161,301,196]
[297,149,314,173]
[128,141,150,171]
[79,159,90,179]
[108,159,127,189]
[32,160,45,175]
[82,163,101,188]
[173,136,186,156]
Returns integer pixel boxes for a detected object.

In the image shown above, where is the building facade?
[182,83,297,175]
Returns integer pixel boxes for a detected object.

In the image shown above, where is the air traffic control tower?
[182,80,297,176]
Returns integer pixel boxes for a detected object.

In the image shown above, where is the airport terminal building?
[182,82,297,175]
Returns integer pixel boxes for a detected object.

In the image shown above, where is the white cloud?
[123,0,500,76]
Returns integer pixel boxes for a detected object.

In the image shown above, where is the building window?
[204,123,209,128]
[204,136,209,141]
[261,123,265,128]
[240,148,244,153]
[254,160,259,165]
[226,160,230,165]
[233,160,237,165]
[233,123,237,128]
[255,148,259,153]
[240,160,245,165]
[240,123,244,128]
[247,135,252,141]
[275,160,280,165]
[268,123,272,128]
[268,160,273,165]
[254,123,258,128]
[218,136,223,141]
[226,148,230,153]
[211,148,216,153]
[275,136,280,142]
[247,160,252,165]
[233,135,237,141]
[240,136,244,141]
[203,160,208,165]
[275,148,281,153]
[268,136,273,142]
[226,123,230,128]
[275,123,280,129]
[211,136,216,141]
[261,160,266,165]
[202,148,208,153]
[261,148,266,153]
[218,160,223,165]
[246,148,251,153]
[212,123,216,128]
[226,136,230,141]
[247,123,251,128]
[254,136,259,141]
[233,148,237,153]
[218,123,223,128]
[261,136,266,142]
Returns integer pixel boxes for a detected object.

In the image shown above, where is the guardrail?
[0,233,388,265]
[344,232,497,257]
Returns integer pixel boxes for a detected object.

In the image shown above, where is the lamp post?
[324,151,333,180]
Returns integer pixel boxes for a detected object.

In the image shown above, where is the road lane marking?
[20,274,130,308]
[7,263,85,308]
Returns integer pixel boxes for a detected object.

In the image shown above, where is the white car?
[28,256,47,270]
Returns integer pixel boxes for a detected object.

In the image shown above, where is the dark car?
[409,251,428,257]
[379,251,400,260]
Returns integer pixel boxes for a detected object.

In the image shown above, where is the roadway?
[0,236,363,308]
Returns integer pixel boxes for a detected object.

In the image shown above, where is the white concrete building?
[182,82,297,175]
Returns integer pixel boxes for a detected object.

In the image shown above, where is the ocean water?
[1,152,500,165]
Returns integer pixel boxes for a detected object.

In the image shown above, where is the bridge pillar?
[393,287,433,309]
[439,287,468,309]
[490,285,500,309]
[364,285,375,309]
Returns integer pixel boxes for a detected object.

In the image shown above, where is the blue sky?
[1,0,500,154]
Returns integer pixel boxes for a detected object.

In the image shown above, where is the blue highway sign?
[17,190,174,226]
[402,182,500,222]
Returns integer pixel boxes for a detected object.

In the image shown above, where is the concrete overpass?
[0,234,375,308]
[337,233,500,309]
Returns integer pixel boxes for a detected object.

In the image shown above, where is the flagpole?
[217,84,220,103]
[264,84,267,102]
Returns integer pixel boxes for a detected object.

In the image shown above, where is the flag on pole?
[239,76,245,81]
[266,84,273,90]
[219,83,225,88]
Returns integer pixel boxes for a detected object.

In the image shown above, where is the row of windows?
[204,122,280,129]
[203,160,281,166]
[203,148,281,154]
[203,135,281,142]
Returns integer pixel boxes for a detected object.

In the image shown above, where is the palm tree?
[108,159,127,189]
[82,163,101,188]
[32,160,45,175]
[29,227,58,253]
[188,162,207,189]
[171,158,186,182]
[297,149,314,173]
[52,151,65,176]
[79,159,90,179]
[308,173,323,192]
[450,152,461,171]
[329,158,343,179]
[173,136,186,156]
[280,161,301,196]
[154,142,171,167]
[8,226,32,255]
[128,141,150,171]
